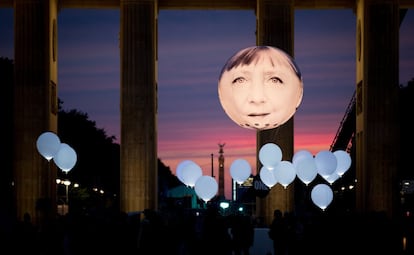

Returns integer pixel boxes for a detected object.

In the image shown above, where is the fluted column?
[120,0,158,213]
[255,0,295,225]
[13,0,59,226]
[355,0,400,218]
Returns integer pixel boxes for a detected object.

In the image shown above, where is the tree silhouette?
[57,99,120,211]
[57,98,181,212]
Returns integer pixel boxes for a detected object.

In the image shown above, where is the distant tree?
[399,78,413,180]
[57,99,181,212]
[57,99,120,211]
[158,158,182,207]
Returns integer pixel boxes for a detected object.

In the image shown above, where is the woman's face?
[218,48,303,130]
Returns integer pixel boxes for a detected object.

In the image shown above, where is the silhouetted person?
[200,206,232,255]
[253,216,266,228]
[268,209,288,255]
[282,211,304,255]
[230,213,254,255]
[13,212,38,254]
[137,209,166,255]
[403,212,414,254]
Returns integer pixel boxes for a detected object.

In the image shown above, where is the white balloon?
[176,160,195,184]
[315,150,337,178]
[259,166,278,188]
[292,149,313,168]
[325,172,340,184]
[259,143,282,170]
[273,161,296,189]
[230,158,252,184]
[311,184,333,211]
[333,150,352,176]
[36,131,61,161]
[295,157,317,185]
[194,175,218,202]
[53,143,77,172]
[181,161,203,187]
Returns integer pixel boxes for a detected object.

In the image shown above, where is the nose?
[248,84,266,104]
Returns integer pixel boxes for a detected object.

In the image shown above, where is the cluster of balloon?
[258,143,351,211]
[36,131,77,173]
[176,160,218,203]
[175,142,351,211]
[259,143,295,189]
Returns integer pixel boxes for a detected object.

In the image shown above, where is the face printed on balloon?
[218,46,303,130]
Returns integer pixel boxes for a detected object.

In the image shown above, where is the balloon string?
[47,161,51,203]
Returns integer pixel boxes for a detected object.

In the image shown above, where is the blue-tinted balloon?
[36,131,61,161]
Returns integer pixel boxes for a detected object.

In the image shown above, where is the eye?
[269,77,283,84]
[232,77,247,84]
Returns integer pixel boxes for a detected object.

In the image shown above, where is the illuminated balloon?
[176,160,195,184]
[181,161,203,187]
[194,175,218,202]
[325,172,340,184]
[315,150,337,178]
[218,46,303,130]
[311,184,333,211]
[36,131,61,161]
[259,166,277,188]
[295,157,317,185]
[273,161,296,189]
[333,150,352,176]
[259,143,282,170]
[292,149,313,168]
[53,143,77,172]
[230,158,252,184]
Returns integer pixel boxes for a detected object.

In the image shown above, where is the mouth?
[247,113,270,117]
[242,113,279,130]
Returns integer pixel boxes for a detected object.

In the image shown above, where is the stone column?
[120,0,158,213]
[13,0,59,226]
[255,0,295,225]
[355,0,400,218]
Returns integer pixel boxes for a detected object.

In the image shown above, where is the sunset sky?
[1,7,413,199]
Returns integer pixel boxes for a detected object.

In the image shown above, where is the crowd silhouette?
[1,204,412,255]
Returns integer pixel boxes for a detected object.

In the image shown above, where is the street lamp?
[220,201,230,216]
[63,180,71,204]
[55,179,65,214]
[56,179,71,215]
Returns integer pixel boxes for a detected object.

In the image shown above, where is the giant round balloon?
[36,131,61,161]
[53,143,77,172]
[194,175,218,202]
[311,183,333,211]
[218,45,303,130]
[230,158,252,184]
